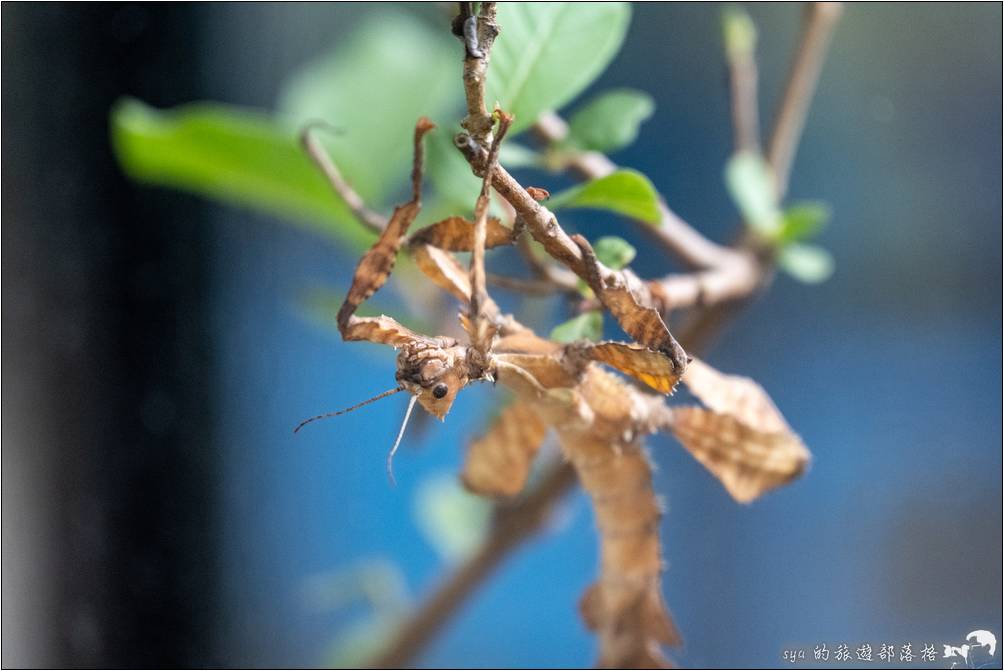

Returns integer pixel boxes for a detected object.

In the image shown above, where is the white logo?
[943,630,997,669]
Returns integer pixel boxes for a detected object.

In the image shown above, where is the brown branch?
[465,127,765,319]
[533,113,741,272]
[766,2,843,196]
[723,7,761,154]
[300,124,387,234]
[459,2,499,146]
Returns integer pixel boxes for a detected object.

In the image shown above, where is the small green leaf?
[499,142,542,168]
[489,2,631,134]
[777,201,831,244]
[548,169,661,224]
[414,473,492,563]
[550,311,603,343]
[565,89,655,153]
[725,151,781,235]
[779,243,834,283]
[722,5,757,63]
[110,98,371,249]
[593,236,636,270]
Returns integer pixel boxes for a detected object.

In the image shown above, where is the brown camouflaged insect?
[296,114,810,667]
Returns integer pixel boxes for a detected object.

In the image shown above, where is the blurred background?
[3,3,1001,668]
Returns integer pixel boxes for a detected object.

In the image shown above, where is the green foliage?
[278,11,462,202]
[725,151,781,235]
[110,98,372,249]
[550,311,603,343]
[488,2,631,134]
[593,235,637,269]
[413,472,492,562]
[548,170,661,224]
[110,5,650,248]
[724,152,834,284]
[779,243,835,283]
[565,89,655,153]
[777,201,831,245]
[498,142,543,168]
[305,559,411,667]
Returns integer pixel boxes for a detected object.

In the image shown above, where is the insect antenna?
[386,394,419,486]
[293,386,404,433]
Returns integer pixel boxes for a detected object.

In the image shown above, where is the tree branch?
[723,8,761,154]
[531,115,765,317]
[300,124,388,234]
[458,2,499,146]
[766,2,843,196]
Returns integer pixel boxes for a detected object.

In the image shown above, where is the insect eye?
[432,383,449,399]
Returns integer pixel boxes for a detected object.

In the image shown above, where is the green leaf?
[414,473,492,563]
[565,89,655,152]
[499,142,543,168]
[425,126,485,213]
[326,616,398,669]
[278,11,462,207]
[548,169,661,224]
[725,151,781,235]
[777,201,831,244]
[779,243,834,283]
[550,311,603,343]
[489,2,631,134]
[592,236,636,269]
[110,98,372,249]
[722,5,757,62]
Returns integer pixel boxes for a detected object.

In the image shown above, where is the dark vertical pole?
[2,4,216,666]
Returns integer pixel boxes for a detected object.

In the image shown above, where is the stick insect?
[297,114,811,667]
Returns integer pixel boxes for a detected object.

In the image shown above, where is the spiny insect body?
[297,114,810,667]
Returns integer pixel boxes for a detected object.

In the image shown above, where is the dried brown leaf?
[411,242,472,304]
[584,342,683,394]
[669,407,809,503]
[571,234,689,377]
[682,357,790,433]
[665,357,810,502]
[409,216,516,251]
[461,400,549,497]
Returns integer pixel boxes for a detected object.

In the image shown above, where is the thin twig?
[724,7,762,153]
[469,109,512,356]
[766,2,843,196]
[300,124,387,234]
[534,113,742,272]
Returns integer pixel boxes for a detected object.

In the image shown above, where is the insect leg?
[336,118,436,346]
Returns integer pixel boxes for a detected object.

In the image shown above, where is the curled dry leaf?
[408,215,517,251]
[668,357,811,503]
[581,341,684,394]
[572,234,689,378]
[461,400,549,497]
